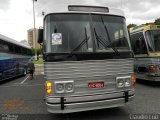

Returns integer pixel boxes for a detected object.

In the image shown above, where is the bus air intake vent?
[68,5,109,13]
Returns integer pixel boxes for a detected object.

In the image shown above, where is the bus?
[0,34,32,81]
[129,24,160,81]
[38,5,136,113]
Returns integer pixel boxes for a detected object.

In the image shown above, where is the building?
[27,28,40,49]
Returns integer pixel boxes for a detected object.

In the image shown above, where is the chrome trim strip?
[46,90,135,103]
[45,73,134,79]
[46,96,134,113]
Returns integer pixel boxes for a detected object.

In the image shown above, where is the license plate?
[88,81,104,89]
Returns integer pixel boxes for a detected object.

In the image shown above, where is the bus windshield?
[44,13,130,53]
[146,30,160,52]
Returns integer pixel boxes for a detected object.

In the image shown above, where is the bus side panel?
[0,57,31,81]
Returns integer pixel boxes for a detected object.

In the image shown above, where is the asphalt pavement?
[0,65,160,120]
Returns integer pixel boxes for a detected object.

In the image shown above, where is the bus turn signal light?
[46,81,52,94]
[131,74,136,87]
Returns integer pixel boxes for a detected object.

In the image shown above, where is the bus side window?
[0,40,9,53]
[0,39,2,52]
[139,36,147,54]
[8,43,15,54]
[130,34,140,55]
[130,32,147,55]
[154,35,160,51]
[135,40,140,54]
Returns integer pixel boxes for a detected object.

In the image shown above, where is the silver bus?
[38,5,135,113]
[130,24,160,81]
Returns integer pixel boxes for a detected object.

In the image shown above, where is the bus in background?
[129,24,160,81]
[38,5,135,113]
[0,34,32,81]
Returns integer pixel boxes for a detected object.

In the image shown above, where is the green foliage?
[32,48,43,55]
[31,49,35,55]
[37,48,43,55]
[33,59,44,64]
[154,18,160,25]
[127,24,137,29]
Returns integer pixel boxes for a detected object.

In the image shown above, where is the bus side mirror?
[38,28,43,44]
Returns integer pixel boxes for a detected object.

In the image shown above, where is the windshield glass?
[146,30,160,52]
[44,13,130,53]
[44,14,92,53]
[92,15,130,52]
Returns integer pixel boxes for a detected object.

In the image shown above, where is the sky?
[0,0,160,42]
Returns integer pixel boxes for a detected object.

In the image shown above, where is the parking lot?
[0,65,160,120]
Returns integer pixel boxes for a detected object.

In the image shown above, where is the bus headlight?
[125,78,131,87]
[55,83,64,93]
[117,79,124,88]
[55,81,74,93]
[116,76,131,88]
[65,82,74,92]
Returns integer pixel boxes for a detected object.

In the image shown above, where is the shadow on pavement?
[136,79,160,87]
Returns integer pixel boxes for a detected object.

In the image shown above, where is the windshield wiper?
[67,27,90,58]
[94,16,120,55]
[71,27,90,53]
[101,16,112,44]
[71,37,90,52]
[94,28,120,55]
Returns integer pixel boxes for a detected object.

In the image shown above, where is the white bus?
[38,5,136,113]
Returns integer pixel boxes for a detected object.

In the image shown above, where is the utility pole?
[33,0,37,60]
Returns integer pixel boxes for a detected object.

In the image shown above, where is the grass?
[33,59,44,64]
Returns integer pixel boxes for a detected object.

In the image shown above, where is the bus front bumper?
[45,90,135,113]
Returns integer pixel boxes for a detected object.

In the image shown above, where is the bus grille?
[44,59,133,96]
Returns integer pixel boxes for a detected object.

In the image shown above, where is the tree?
[127,24,137,29]
[37,48,43,55]
[154,18,160,25]
[32,48,43,55]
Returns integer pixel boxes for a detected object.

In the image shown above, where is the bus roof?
[44,5,125,17]
[129,24,160,34]
[0,34,31,49]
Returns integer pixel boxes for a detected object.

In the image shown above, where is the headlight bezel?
[116,76,131,88]
[65,82,74,92]
[125,78,131,87]
[55,83,65,93]
[54,81,74,93]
